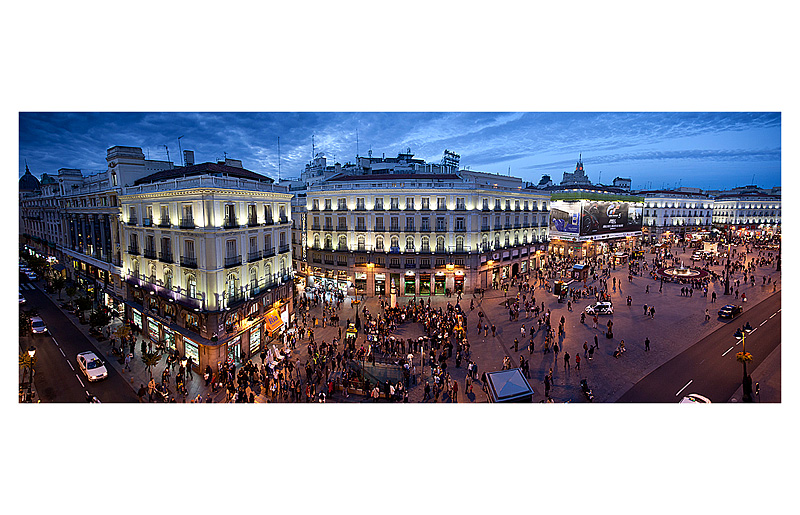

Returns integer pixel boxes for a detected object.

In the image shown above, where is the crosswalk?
[20,283,36,290]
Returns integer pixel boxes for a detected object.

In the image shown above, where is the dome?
[19,166,41,192]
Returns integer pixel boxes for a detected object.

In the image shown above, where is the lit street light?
[27,346,36,402]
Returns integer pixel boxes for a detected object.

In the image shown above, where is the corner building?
[119,162,293,371]
[304,170,550,296]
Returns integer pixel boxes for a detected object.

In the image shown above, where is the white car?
[26,272,38,281]
[680,393,712,404]
[19,293,26,304]
[585,301,614,315]
[77,351,108,382]
[30,316,48,334]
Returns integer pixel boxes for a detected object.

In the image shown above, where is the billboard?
[580,200,642,236]
[549,200,582,237]
[550,199,643,241]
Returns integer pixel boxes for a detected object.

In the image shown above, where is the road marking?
[722,346,734,356]
[51,337,59,346]
[676,380,693,397]
[770,313,776,319]
[66,359,73,369]
[76,375,85,388]
[60,348,66,357]
[760,320,767,326]
[750,327,757,333]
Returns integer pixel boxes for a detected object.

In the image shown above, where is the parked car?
[77,351,108,382]
[585,301,614,315]
[30,316,48,334]
[718,304,743,319]
[680,394,712,404]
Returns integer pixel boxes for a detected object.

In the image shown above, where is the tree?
[75,296,93,313]
[89,309,111,329]
[19,310,32,337]
[65,285,77,302]
[114,324,131,343]
[141,351,161,380]
[52,275,66,300]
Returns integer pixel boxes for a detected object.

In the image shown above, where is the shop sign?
[132,309,142,329]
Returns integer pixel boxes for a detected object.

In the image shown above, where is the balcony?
[180,256,197,268]
[455,226,466,232]
[435,245,446,253]
[143,248,157,259]
[388,262,401,269]
[420,246,431,253]
[323,225,334,231]
[337,225,348,232]
[159,251,174,264]
[264,246,275,257]
[389,246,401,253]
[248,217,259,227]
[125,273,204,311]
[223,216,239,229]
[127,218,138,226]
[248,250,263,262]
[455,204,467,211]
[224,255,242,268]
[323,244,333,251]
[336,244,348,251]
[420,226,431,233]
[482,206,491,212]
[355,205,367,211]
[389,226,400,232]
[405,262,416,269]
[179,218,195,229]
[514,223,521,229]
[127,245,140,255]
[356,225,367,231]
[279,216,288,224]
[374,204,385,211]
[405,226,416,233]
[389,204,400,211]
[375,226,385,232]
[311,225,321,230]
[279,244,290,254]
[142,217,153,227]
[265,218,275,226]
[419,261,431,269]
[435,226,448,232]
[481,225,490,232]
[158,218,171,228]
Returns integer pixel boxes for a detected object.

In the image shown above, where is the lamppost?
[735,329,754,402]
[27,346,36,402]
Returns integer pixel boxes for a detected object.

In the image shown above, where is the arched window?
[421,236,430,251]
[375,235,384,251]
[494,234,500,248]
[436,236,445,252]
[187,274,196,298]
[338,235,347,250]
[314,234,320,248]
[391,236,399,251]
[522,231,528,244]
[250,267,258,290]
[280,258,286,276]
[163,268,173,290]
[325,235,332,249]
[265,263,272,280]
[514,231,519,245]
[357,234,365,250]
[227,272,238,298]
[504,232,510,247]
[481,235,488,251]
[455,235,464,251]
[132,258,139,276]
[406,236,414,251]
[149,263,157,283]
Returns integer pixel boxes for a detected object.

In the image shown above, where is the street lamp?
[27,346,36,402]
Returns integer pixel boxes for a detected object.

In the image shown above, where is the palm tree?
[141,351,161,380]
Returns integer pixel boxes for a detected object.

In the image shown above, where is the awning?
[52,264,66,272]
[264,308,283,334]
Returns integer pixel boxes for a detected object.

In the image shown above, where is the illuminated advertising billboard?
[580,200,642,237]
[549,201,582,238]
[549,198,643,241]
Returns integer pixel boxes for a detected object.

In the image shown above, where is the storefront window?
[404,274,416,295]
[420,274,431,295]
[434,274,446,295]
[132,309,142,329]
[355,272,366,294]
[227,336,241,364]
[374,273,386,295]
[164,328,175,350]
[184,338,199,366]
[250,326,262,353]
[454,273,464,293]
[148,318,160,342]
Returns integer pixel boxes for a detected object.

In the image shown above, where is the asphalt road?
[21,281,138,403]
[616,291,781,403]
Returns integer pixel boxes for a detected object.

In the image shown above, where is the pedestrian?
[705,309,710,321]
[592,315,598,329]
[645,337,650,351]
[575,354,580,370]
[137,383,146,402]
[491,324,496,337]
[643,304,648,316]
[564,351,570,370]
[594,334,599,349]
[124,352,132,371]
[650,306,655,319]
[514,338,518,352]
[452,379,459,403]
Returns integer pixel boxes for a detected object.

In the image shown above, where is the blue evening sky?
[18,112,780,191]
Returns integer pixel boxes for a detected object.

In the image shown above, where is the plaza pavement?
[32,242,780,403]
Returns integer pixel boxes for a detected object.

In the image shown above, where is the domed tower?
[19,164,41,194]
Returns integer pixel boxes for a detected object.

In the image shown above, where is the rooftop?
[133,162,274,186]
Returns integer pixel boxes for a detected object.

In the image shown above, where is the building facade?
[640,191,714,243]
[119,162,294,371]
[712,192,781,235]
[303,170,550,296]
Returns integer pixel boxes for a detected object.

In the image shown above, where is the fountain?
[657,261,709,281]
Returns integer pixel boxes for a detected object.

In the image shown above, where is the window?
[356,198,365,209]
[338,198,347,210]
[456,198,465,210]
[390,217,399,231]
[375,217,384,231]
[437,197,446,210]
[226,272,238,298]
[375,236,384,251]
[249,236,258,252]
[390,236,399,251]
[421,217,430,231]
[483,198,489,210]
[406,217,415,231]
[312,199,319,210]
[456,217,465,231]
[406,197,415,210]
[338,216,347,230]
[436,217,446,231]
[185,239,195,258]
[226,239,237,258]
[436,236,445,252]
[390,197,399,210]
[422,198,430,210]
[324,199,332,210]
[375,198,384,210]
[164,268,173,290]
[406,236,414,251]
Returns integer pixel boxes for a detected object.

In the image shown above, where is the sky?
[18,112,780,191]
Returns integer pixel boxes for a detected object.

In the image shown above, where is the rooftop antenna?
[312,135,315,159]
[356,129,359,159]
[278,136,281,181]
[177,136,184,166]
[164,145,170,166]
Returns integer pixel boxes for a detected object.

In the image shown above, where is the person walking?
[645,337,650,351]
[514,338,519,352]
[650,306,656,319]
[137,383,146,402]
[491,324,496,337]
[124,352,132,371]
[575,353,581,370]
[592,315,598,329]
[583,341,589,357]
[452,379,459,403]
[564,351,570,370]
[705,308,710,321]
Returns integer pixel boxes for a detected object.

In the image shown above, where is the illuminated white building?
[640,190,714,243]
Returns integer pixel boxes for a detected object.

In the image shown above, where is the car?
[26,272,37,281]
[718,304,743,319]
[77,351,108,382]
[19,293,26,304]
[30,316,48,334]
[585,301,614,315]
[680,393,712,404]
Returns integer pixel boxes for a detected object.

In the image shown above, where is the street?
[21,282,137,403]
[616,291,780,402]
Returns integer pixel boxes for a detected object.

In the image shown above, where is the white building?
[712,192,781,234]
[641,190,714,243]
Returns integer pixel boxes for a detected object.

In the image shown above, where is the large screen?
[549,201,582,237]
[580,200,642,236]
